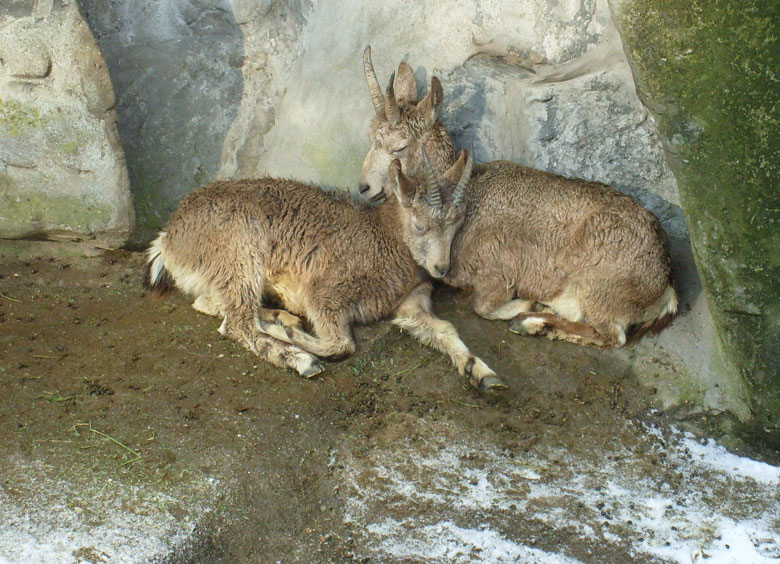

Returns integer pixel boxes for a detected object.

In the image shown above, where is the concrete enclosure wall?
[0,0,775,427]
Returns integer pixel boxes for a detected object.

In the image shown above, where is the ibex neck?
[373,195,405,238]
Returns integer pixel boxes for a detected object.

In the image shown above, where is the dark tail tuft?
[143,234,174,297]
[626,312,675,345]
[142,259,173,297]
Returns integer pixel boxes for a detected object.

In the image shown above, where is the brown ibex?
[359,48,676,347]
[143,159,507,391]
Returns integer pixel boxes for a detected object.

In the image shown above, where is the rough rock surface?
[77,0,245,245]
[611,0,780,429]
[0,0,133,248]
[232,0,685,236]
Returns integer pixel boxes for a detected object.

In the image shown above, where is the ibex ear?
[389,159,414,207]
[395,62,418,104]
[443,150,468,184]
[416,76,443,127]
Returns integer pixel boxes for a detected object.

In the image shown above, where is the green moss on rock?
[613,0,780,428]
[0,182,114,236]
[0,97,43,135]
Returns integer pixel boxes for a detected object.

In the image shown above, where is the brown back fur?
[149,178,426,327]
[445,162,675,343]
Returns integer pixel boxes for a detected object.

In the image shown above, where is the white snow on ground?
[680,435,780,485]
[365,519,585,564]
[0,457,218,564]
[340,420,780,563]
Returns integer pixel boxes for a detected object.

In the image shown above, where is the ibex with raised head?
[143,159,506,391]
[360,48,676,347]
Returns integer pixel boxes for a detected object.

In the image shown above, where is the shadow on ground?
[0,246,778,563]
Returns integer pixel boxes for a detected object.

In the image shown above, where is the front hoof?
[464,357,508,393]
[301,359,326,379]
[479,375,509,392]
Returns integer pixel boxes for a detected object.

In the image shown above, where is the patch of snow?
[680,435,780,485]
[340,421,780,563]
[366,518,584,564]
[0,457,218,564]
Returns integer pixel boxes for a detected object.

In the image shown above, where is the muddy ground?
[0,243,778,564]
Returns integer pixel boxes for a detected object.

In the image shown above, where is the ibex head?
[359,46,456,203]
[388,147,472,279]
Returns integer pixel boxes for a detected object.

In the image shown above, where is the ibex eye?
[392,145,410,155]
[412,221,426,233]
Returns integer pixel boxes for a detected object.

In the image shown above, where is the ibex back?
[143,167,506,391]
[359,49,676,347]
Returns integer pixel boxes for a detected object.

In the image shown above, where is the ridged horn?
[363,45,385,118]
[453,150,473,208]
[384,72,400,125]
[421,144,442,208]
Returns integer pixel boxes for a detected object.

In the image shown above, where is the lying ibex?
[360,48,676,347]
[143,159,507,391]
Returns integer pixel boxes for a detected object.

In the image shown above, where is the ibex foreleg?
[481,299,534,320]
[392,284,507,392]
[471,280,532,320]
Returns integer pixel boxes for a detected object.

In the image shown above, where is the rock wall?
[0,0,134,248]
[611,0,780,429]
[228,0,687,240]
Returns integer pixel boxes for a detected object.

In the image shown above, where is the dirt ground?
[0,243,778,564]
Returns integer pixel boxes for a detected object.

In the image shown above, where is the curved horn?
[452,150,473,208]
[421,144,442,208]
[384,72,401,125]
[363,46,385,118]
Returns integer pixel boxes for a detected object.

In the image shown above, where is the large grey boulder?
[0,0,133,248]
[77,0,246,245]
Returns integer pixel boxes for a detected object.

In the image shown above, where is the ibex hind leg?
[197,294,305,329]
[256,308,303,329]
[213,268,324,377]
[255,312,356,361]
[222,311,324,377]
[509,312,617,347]
[242,328,325,378]
[471,280,532,320]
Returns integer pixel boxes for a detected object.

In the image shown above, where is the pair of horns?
[421,145,472,209]
[364,46,401,124]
